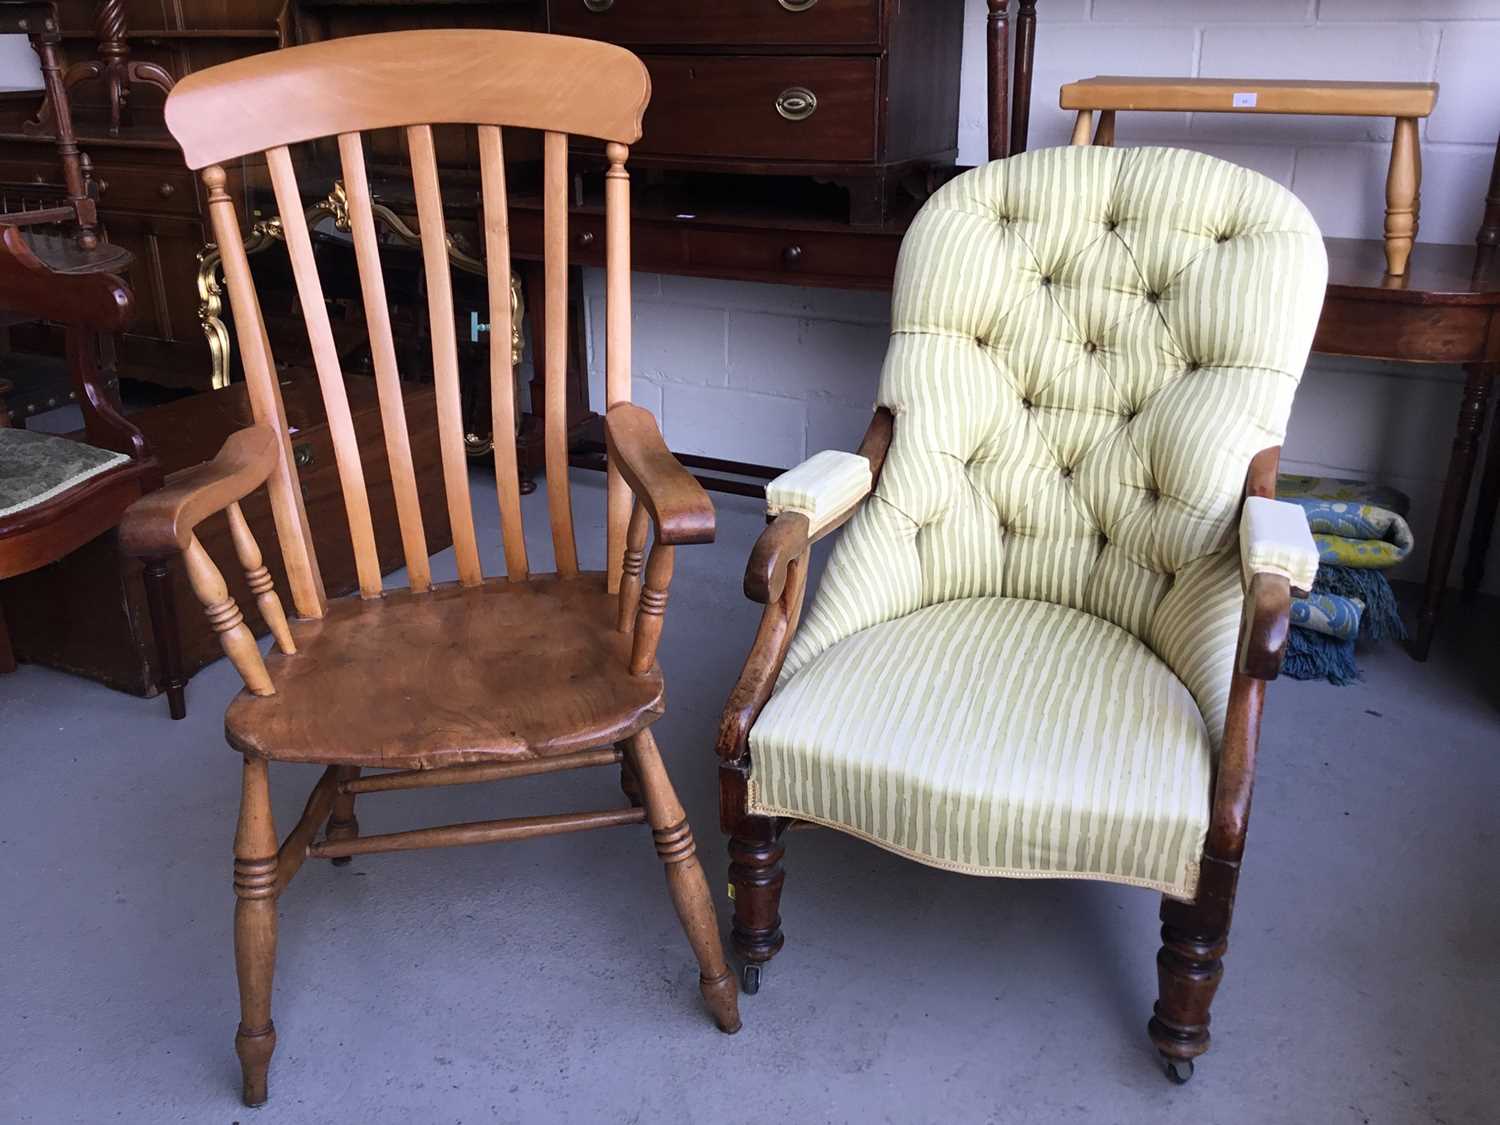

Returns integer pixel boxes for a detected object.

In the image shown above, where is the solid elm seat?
[0,429,129,519]
[226,574,664,770]
[1060,75,1439,276]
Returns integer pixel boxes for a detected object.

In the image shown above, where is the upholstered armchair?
[716,146,1326,1082]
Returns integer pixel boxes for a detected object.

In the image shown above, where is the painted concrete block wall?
[575,0,1500,595]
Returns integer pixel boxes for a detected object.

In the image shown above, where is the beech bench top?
[1060,76,1438,118]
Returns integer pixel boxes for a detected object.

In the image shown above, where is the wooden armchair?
[122,30,739,1108]
[0,226,182,716]
[716,145,1327,1082]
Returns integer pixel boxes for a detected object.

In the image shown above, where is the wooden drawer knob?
[775,87,818,122]
[158,182,175,199]
[782,245,803,267]
[577,230,596,248]
[779,0,820,9]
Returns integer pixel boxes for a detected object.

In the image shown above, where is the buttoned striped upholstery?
[746,146,1326,899]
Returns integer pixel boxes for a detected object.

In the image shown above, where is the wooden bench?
[1060,76,1439,276]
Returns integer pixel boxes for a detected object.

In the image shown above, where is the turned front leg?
[625,730,741,1034]
[233,755,279,1106]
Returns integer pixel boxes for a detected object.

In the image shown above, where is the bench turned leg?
[233,755,279,1106]
[1384,115,1421,276]
[625,730,741,1034]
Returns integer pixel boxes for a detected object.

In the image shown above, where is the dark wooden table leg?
[1462,388,1500,600]
[1413,362,1493,660]
[0,599,16,674]
[142,556,187,719]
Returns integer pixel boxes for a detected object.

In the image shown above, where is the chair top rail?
[165,29,651,169]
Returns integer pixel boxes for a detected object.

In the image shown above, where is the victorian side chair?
[717,145,1326,1082]
[118,30,740,1107]
[0,226,183,717]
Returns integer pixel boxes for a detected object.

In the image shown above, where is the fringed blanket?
[1275,475,1412,684]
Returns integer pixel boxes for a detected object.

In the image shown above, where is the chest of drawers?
[548,0,966,224]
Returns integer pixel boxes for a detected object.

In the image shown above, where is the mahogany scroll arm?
[605,402,715,547]
[718,408,896,762]
[119,425,279,558]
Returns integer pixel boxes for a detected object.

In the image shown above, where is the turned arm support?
[606,403,716,675]
[119,424,279,558]
[718,409,895,761]
[1205,446,1312,863]
[119,424,292,695]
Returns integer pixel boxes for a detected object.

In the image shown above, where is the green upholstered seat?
[0,427,129,519]
[747,145,1327,898]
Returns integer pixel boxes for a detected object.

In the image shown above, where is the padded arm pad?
[1239,495,1319,594]
[765,449,872,538]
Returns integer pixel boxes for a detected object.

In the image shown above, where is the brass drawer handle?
[779,0,820,10]
[775,87,818,122]
[583,0,614,11]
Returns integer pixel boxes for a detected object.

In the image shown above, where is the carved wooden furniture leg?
[141,557,187,719]
[1385,116,1421,277]
[1414,362,1493,659]
[325,766,361,866]
[727,814,786,995]
[1463,387,1500,599]
[625,729,741,1033]
[233,755,279,1107]
[1148,855,1239,1084]
[617,747,644,809]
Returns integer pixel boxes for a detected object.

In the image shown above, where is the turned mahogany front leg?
[1148,856,1239,1083]
[727,810,786,995]
[625,730,741,1033]
[233,755,279,1107]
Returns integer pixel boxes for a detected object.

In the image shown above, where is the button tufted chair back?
[784,146,1327,747]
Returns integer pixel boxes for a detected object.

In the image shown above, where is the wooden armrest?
[744,512,809,605]
[1237,571,1292,681]
[604,403,715,546]
[119,425,279,557]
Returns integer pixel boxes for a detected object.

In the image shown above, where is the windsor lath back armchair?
[119,29,740,1107]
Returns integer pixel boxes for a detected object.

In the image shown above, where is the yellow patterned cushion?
[748,597,1212,898]
[748,147,1326,893]
[766,450,872,536]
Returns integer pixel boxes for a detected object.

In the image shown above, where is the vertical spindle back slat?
[203,165,326,620]
[603,142,632,594]
[407,124,483,587]
[478,124,529,582]
[543,130,579,577]
[264,145,384,599]
[166,32,653,602]
[338,132,432,593]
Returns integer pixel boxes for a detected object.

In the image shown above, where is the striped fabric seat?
[746,146,1327,898]
[748,597,1212,898]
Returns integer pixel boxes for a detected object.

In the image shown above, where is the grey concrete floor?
[2,467,1497,1124]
